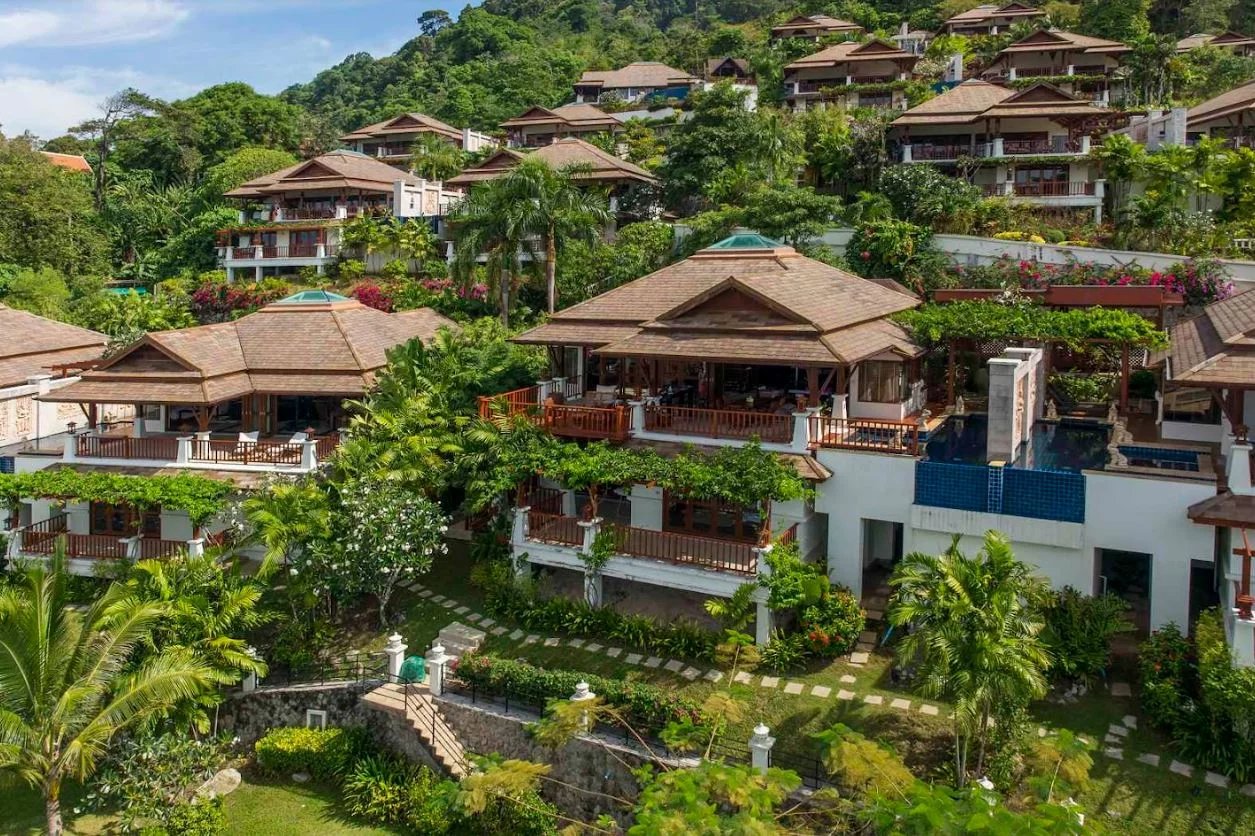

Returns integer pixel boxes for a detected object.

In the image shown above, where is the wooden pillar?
[1120,343,1130,414]
[946,341,957,405]
[196,406,210,433]
[1237,529,1254,619]
[806,366,820,408]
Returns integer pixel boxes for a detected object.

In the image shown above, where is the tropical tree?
[1093,134,1147,219]
[887,531,1052,786]
[448,178,536,327]
[408,133,466,181]
[381,217,440,267]
[0,554,213,835]
[506,158,612,313]
[241,478,331,574]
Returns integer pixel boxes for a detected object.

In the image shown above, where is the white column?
[1231,440,1254,495]
[578,517,603,606]
[1066,64,1075,76]
[749,724,775,775]
[176,436,192,465]
[1080,135,1091,154]
[241,646,260,692]
[63,428,79,462]
[186,538,205,557]
[426,643,450,696]
[832,393,848,421]
[754,544,774,646]
[628,400,646,435]
[553,376,568,398]
[992,137,1005,157]
[1008,66,1017,81]
[385,633,408,680]
[537,379,553,403]
[122,536,141,561]
[300,439,318,470]
[571,681,597,731]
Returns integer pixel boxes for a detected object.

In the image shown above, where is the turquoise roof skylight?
[706,233,784,250]
[275,289,351,304]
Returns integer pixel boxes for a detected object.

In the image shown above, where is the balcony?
[982,180,1102,201]
[9,514,197,563]
[223,243,340,263]
[67,428,340,473]
[901,135,1089,163]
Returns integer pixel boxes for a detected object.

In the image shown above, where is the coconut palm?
[0,553,214,835]
[448,178,536,327]
[503,158,612,314]
[408,132,466,182]
[887,531,1051,786]
[241,479,331,575]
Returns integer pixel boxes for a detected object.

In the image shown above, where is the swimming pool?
[923,414,1110,472]
[1118,445,1201,472]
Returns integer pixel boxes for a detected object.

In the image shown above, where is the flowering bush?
[799,588,864,657]
[955,256,1233,305]
[349,281,394,312]
[190,278,290,322]
[390,276,494,320]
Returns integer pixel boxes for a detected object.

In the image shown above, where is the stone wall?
[436,692,694,826]
[217,682,378,744]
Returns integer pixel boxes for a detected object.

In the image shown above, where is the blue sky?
[0,0,458,140]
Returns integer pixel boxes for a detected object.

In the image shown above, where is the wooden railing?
[545,404,631,441]
[315,433,340,460]
[77,435,180,461]
[190,438,305,466]
[527,512,584,547]
[777,522,799,548]
[604,522,758,575]
[912,144,968,160]
[20,514,68,553]
[1011,181,1095,197]
[522,485,564,515]
[137,538,186,559]
[808,416,920,454]
[644,405,792,444]
[478,385,542,420]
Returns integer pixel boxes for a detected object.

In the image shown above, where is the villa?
[783,40,919,112]
[1186,80,1255,147]
[215,150,465,280]
[573,62,701,105]
[480,234,1227,654]
[339,113,495,167]
[982,29,1128,101]
[939,3,1045,36]
[6,291,454,572]
[1176,31,1255,56]
[499,103,623,148]
[769,14,864,41]
[891,80,1108,220]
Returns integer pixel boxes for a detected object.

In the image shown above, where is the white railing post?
[63,429,79,462]
[754,544,774,646]
[242,646,260,692]
[749,724,775,775]
[536,379,553,404]
[176,436,192,465]
[627,400,646,436]
[1080,135,1091,154]
[1008,66,1017,81]
[385,633,408,681]
[833,393,849,420]
[426,643,449,696]
[571,681,597,732]
[186,538,205,558]
[1066,64,1075,76]
[8,528,23,559]
[901,144,913,163]
[316,243,326,258]
[300,439,318,470]
[122,536,141,561]
[790,411,811,452]
[992,137,1005,157]
[578,517,603,606]
[512,505,531,545]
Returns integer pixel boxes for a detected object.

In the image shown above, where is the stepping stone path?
[783,682,804,695]
[1122,715,1138,730]
[454,605,470,615]
[761,676,779,688]
[606,647,622,658]
[1104,748,1124,761]
[703,670,723,683]
[840,674,857,684]
[837,689,855,701]
[430,595,446,604]
[441,599,457,608]
[863,694,883,706]
[1205,772,1228,788]
[858,630,877,644]
[509,629,524,640]
[644,656,663,668]
[544,637,560,647]
[1107,724,1129,738]
[1169,760,1193,777]
[524,634,539,645]
[919,704,939,716]
[681,667,701,681]
[467,613,483,623]
[490,626,507,636]
[890,698,911,711]
[811,685,831,698]
[864,610,884,621]
[586,643,603,653]
[418,590,433,598]
[849,652,870,665]
[480,618,495,628]
[663,659,684,673]
[733,671,753,684]
[1110,682,1132,697]
[625,653,642,665]
[568,638,584,648]
[1242,785,1255,797]
[1137,753,1160,767]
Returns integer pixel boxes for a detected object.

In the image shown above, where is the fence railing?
[777,522,799,548]
[226,244,339,260]
[644,405,792,444]
[400,680,471,777]
[808,416,920,454]
[190,438,305,466]
[477,385,542,420]
[77,434,180,461]
[260,654,388,689]
[545,403,632,441]
[769,745,829,789]
[604,522,758,575]
[526,512,585,547]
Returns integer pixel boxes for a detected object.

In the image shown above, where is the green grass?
[222,773,402,836]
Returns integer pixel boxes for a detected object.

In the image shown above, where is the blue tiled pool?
[1119,445,1201,472]
[923,414,1110,472]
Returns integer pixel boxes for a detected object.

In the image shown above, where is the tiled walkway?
[398,577,1255,797]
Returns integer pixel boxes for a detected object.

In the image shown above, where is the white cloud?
[0,65,195,139]
[0,0,188,48]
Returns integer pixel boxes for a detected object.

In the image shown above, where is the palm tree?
[408,133,466,182]
[241,479,331,575]
[0,553,213,835]
[887,531,1051,787]
[507,158,612,313]
[447,178,535,327]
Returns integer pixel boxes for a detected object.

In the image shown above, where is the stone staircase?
[361,681,470,779]
[437,622,486,660]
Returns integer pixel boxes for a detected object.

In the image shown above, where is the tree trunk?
[975,708,990,777]
[46,777,63,836]
[546,230,557,314]
[500,268,511,329]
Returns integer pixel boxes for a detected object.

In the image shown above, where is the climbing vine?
[894,300,1168,349]
[0,470,234,525]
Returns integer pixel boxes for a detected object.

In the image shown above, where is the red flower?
[860,251,871,260]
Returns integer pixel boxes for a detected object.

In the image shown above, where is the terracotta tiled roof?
[446,138,656,188]
[786,39,919,69]
[39,151,92,173]
[575,62,699,90]
[224,150,420,199]
[1153,289,1255,386]
[771,14,863,35]
[893,80,1105,126]
[339,112,462,143]
[1177,31,1255,52]
[945,3,1043,24]
[1189,491,1255,526]
[1188,79,1255,126]
[996,29,1128,55]
[514,237,920,366]
[499,103,620,131]
[0,305,106,388]
[44,294,457,404]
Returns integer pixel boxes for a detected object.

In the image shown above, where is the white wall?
[847,357,914,421]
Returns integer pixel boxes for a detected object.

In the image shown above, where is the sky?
[0,0,458,140]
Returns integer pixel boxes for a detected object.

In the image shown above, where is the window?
[663,492,761,542]
[858,360,907,403]
[305,709,328,730]
[1163,388,1221,424]
[90,502,160,537]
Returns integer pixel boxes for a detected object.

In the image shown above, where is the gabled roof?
[43,294,457,404]
[446,138,656,188]
[1177,31,1255,52]
[786,39,919,70]
[1188,79,1255,126]
[892,80,1105,126]
[339,112,463,143]
[1153,288,1255,387]
[945,3,1044,24]
[499,103,621,131]
[706,57,753,78]
[575,62,700,90]
[224,150,420,199]
[995,28,1129,56]
[770,14,864,36]
[0,305,106,388]
[514,235,921,365]
[39,151,92,173]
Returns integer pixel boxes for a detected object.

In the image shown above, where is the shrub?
[1041,587,1131,684]
[337,259,366,281]
[341,754,420,825]
[161,797,225,836]
[454,652,704,733]
[846,219,950,293]
[254,726,371,780]
[189,278,290,323]
[1049,373,1117,404]
[349,281,393,311]
[759,630,809,673]
[814,723,914,798]
[1139,622,1194,730]
[456,790,560,836]
[799,589,864,658]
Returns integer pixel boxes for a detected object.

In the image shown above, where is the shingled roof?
[514,235,921,366]
[1177,31,1255,52]
[893,80,1106,125]
[944,2,1044,25]
[224,150,420,199]
[43,292,456,404]
[339,112,463,143]
[0,306,106,388]
[993,28,1129,57]
[786,39,919,70]
[499,103,621,131]
[39,151,92,173]
[575,62,699,90]
[1188,79,1255,126]
[1153,289,1255,387]
[446,138,656,187]
[770,14,864,36]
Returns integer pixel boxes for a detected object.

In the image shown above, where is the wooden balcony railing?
[137,538,187,559]
[280,207,336,220]
[545,404,631,441]
[226,244,339,260]
[1012,181,1095,197]
[77,435,180,461]
[808,416,920,454]
[521,484,564,515]
[527,512,584,547]
[18,516,184,561]
[644,405,792,444]
[777,522,799,548]
[190,438,305,466]
[912,144,968,160]
[1003,138,1080,155]
[604,522,758,575]
[478,385,542,420]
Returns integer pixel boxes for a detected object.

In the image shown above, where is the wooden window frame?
[662,490,761,543]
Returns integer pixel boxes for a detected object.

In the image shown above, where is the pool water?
[923,414,1110,472]
[1119,445,1201,472]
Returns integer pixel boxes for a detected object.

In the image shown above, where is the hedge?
[254,726,372,780]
